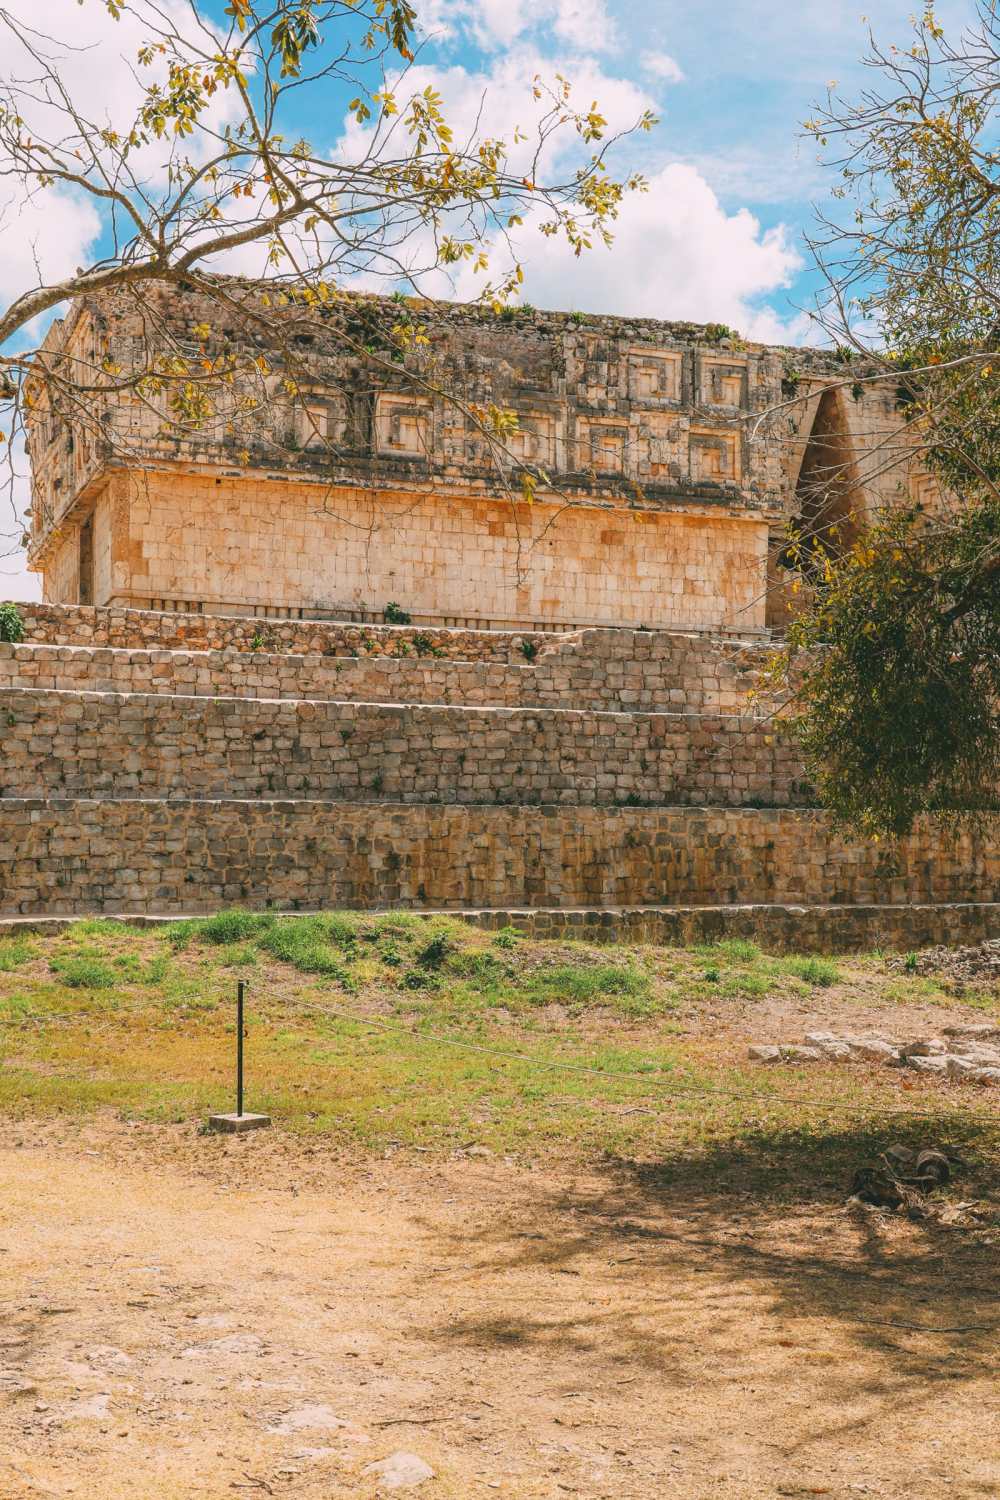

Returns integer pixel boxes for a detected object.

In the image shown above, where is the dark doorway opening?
[789,386,861,570]
[78,516,94,605]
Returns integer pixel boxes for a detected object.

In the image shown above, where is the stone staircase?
[1,602,997,950]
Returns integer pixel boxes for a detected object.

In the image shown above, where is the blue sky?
[387,0,979,337]
[0,0,982,596]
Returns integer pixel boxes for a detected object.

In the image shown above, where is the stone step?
[15,601,769,661]
[1,902,998,955]
[8,604,772,710]
[0,687,807,806]
[0,638,769,714]
[0,799,994,917]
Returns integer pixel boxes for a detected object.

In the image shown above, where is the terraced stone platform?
[1,602,995,950]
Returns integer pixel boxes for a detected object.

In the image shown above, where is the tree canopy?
[767,2,1000,837]
[0,0,653,542]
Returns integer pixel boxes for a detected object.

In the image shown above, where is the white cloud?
[416,0,614,51]
[0,438,40,602]
[449,162,809,343]
[0,0,241,331]
[551,0,615,51]
[338,49,654,185]
[0,188,101,321]
[333,47,809,338]
[644,51,685,85]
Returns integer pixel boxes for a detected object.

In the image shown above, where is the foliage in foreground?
[771,501,1000,837]
[770,4,1000,836]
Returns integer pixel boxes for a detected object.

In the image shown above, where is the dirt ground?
[2,1116,999,1500]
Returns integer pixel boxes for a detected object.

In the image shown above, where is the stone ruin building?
[5,280,996,947]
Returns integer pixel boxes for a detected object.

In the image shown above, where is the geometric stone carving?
[628,350,683,404]
[508,414,555,468]
[638,412,682,479]
[296,402,331,450]
[578,419,628,474]
[375,394,431,458]
[690,427,740,483]
[700,358,747,409]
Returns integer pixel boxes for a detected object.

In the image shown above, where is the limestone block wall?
[1,801,996,916]
[15,602,547,658]
[464,902,1000,955]
[62,469,768,632]
[0,600,988,943]
[0,689,807,807]
[8,607,771,712]
[0,638,770,715]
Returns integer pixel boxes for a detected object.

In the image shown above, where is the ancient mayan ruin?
[6,281,995,945]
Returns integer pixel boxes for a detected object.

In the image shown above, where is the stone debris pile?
[749,1022,1000,1083]
[889,938,1000,986]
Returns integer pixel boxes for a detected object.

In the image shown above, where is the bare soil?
[2,1116,998,1500]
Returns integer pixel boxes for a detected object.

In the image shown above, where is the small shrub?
[215,944,259,969]
[199,910,270,945]
[492,926,521,950]
[50,955,117,989]
[416,931,452,969]
[384,601,412,625]
[520,639,538,663]
[412,632,434,656]
[904,952,919,973]
[402,968,436,990]
[0,602,24,644]
[702,967,721,983]
[781,955,841,988]
[0,938,34,972]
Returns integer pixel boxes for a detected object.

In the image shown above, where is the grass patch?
[198,909,273,945]
[49,954,118,989]
[1,915,995,1160]
[0,992,38,1023]
[0,938,34,972]
[522,962,654,1016]
[259,921,353,982]
[777,955,841,988]
[215,943,259,969]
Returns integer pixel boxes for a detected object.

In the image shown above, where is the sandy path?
[1,1118,997,1500]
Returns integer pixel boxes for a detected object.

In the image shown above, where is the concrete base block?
[207,1112,271,1134]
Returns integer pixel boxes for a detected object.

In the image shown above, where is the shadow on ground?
[415,1114,1000,1458]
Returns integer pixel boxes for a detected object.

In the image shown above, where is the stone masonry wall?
[0,689,806,807]
[0,640,769,716]
[1,600,987,944]
[1,801,995,917]
[63,470,768,632]
[460,902,1000,955]
[9,607,770,712]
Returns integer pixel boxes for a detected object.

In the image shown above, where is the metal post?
[206,975,269,1133]
[236,979,245,1118]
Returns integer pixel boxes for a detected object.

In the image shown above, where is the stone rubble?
[361,1451,436,1490]
[749,1023,1000,1083]
[888,938,1000,984]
